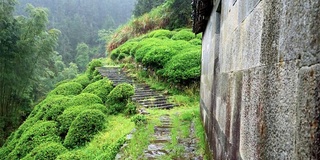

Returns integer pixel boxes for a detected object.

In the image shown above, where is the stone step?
[137,97,167,103]
[140,100,168,105]
[143,103,175,108]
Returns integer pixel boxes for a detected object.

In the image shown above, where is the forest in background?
[0,0,193,149]
[0,0,136,146]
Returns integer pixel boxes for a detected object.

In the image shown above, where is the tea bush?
[56,150,90,160]
[71,74,90,88]
[70,93,103,106]
[63,110,106,149]
[171,29,195,41]
[106,83,134,114]
[22,142,67,160]
[142,45,177,69]
[161,50,201,84]
[107,83,134,103]
[91,70,103,83]
[58,104,108,136]
[124,102,137,116]
[148,29,173,38]
[86,59,103,80]
[39,96,73,121]
[189,38,202,46]
[6,121,60,159]
[48,82,82,97]
[82,79,114,103]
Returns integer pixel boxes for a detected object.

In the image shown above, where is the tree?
[133,0,166,17]
[0,2,60,145]
[75,43,90,72]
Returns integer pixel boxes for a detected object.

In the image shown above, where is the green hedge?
[171,29,195,41]
[22,142,67,160]
[72,74,90,88]
[57,104,108,136]
[56,150,90,160]
[106,83,134,114]
[6,121,60,159]
[86,59,103,80]
[70,93,103,106]
[63,110,106,149]
[161,50,201,84]
[82,79,114,103]
[148,29,173,38]
[48,82,82,97]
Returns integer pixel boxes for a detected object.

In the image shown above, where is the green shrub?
[118,41,138,55]
[161,50,201,84]
[91,70,103,83]
[97,137,126,160]
[118,53,126,60]
[106,83,134,103]
[82,79,114,103]
[171,29,195,41]
[55,79,71,87]
[148,29,173,38]
[189,38,202,46]
[142,45,177,69]
[63,110,106,149]
[131,115,147,126]
[124,102,137,116]
[70,93,103,106]
[86,59,103,80]
[22,142,67,160]
[40,96,74,121]
[58,104,108,136]
[134,38,164,62]
[110,49,120,60]
[48,82,82,97]
[72,74,90,88]
[6,121,60,159]
[56,150,90,160]
[106,83,134,114]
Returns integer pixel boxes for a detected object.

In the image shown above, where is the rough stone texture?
[199,0,320,159]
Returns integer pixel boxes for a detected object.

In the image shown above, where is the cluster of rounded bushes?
[0,59,136,160]
[110,29,202,84]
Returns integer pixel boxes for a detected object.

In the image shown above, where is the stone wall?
[200,0,320,159]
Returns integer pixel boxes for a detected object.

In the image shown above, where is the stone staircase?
[97,66,175,109]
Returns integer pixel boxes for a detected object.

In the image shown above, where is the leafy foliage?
[131,115,147,126]
[56,150,90,160]
[110,29,201,85]
[0,2,60,144]
[57,104,108,138]
[106,83,134,114]
[171,29,195,41]
[22,142,67,160]
[47,82,83,97]
[124,102,138,116]
[161,50,201,84]
[70,93,103,106]
[71,74,91,88]
[86,59,103,80]
[63,110,106,149]
[82,79,114,103]
[6,121,61,159]
[133,0,166,17]
[75,43,90,72]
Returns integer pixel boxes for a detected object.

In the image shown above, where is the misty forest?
[0,0,207,159]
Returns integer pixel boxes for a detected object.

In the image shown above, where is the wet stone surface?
[144,115,172,159]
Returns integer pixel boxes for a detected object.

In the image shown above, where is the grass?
[76,115,134,159]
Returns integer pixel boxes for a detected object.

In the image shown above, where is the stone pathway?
[144,114,172,159]
[97,66,175,109]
